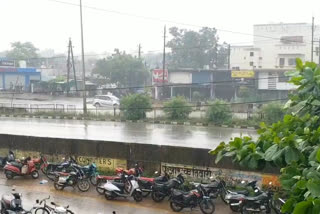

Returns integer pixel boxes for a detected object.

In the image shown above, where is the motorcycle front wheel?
[77,180,90,192]
[35,207,50,214]
[89,175,98,186]
[45,166,56,181]
[151,191,165,202]
[31,170,40,179]
[54,182,65,190]
[133,191,143,202]
[96,180,106,195]
[170,201,184,212]
[199,200,215,214]
[5,170,14,179]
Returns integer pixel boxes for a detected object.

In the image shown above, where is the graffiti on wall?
[161,162,279,187]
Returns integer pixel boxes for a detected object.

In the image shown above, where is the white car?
[92,95,120,107]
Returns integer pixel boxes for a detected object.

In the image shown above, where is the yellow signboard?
[77,156,127,171]
[232,70,255,78]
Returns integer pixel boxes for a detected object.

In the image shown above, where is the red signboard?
[152,69,168,84]
[0,67,17,72]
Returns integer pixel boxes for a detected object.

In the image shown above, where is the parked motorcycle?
[45,156,77,181]
[53,164,90,192]
[0,151,15,168]
[4,157,39,180]
[151,173,185,202]
[73,162,98,186]
[96,175,122,195]
[137,171,170,197]
[102,174,143,202]
[224,180,261,212]
[169,183,215,214]
[33,196,74,214]
[1,188,31,214]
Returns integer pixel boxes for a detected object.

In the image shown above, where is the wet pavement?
[0,173,234,214]
[0,118,257,149]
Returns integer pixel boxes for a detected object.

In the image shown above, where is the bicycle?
[33,196,74,214]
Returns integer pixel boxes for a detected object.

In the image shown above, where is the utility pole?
[311,17,315,62]
[80,0,87,114]
[318,38,320,65]
[162,25,166,99]
[138,44,141,59]
[67,39,71,96]
[227,44,231,70]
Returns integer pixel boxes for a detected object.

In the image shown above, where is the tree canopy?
[6,42,39,62]
[167,27,228,69]
[210,59,320,213]
[93,49,149,88]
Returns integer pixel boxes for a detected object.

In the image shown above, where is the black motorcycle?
[137,171,170,197]
[151,173,185,202]
[169,183,215,214]
[46,156,78,181]
[0,151,15,168]
[1,189,31,214]
[53,163,90,192]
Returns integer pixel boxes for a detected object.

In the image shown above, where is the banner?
[0,60,14,67]
[232,70,255,78]
[152,69,168,84]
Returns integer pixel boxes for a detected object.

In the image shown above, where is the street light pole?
[80,0,87,114]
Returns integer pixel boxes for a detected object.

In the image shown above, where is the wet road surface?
[0,173,233,214]
[0,118,257,149]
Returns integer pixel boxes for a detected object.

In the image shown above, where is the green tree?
[210,59,320,213]
[163,96,192,120]
[260,102,286,125]
[120,94,152,120]
[167,27,227,69]
[6,42,39,65]
[93,49,149,88]
[206,99,232,124]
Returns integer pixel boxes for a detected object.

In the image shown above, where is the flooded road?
[0,174,233,214]
[0,118,257,149]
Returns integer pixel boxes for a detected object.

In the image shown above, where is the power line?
[45,0,315,45]
[0,76,290,95]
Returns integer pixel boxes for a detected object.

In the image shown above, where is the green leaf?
[215,151,224,164]
[296,58,303,70]
[293,201,312,214]
[306,179,320,198]
[281,198,295,213]
[209,142,225,155]
[224,151,236,157]
[316,148,320,163]
[248,156,258,169]
[312,199,320,214]
[285,146,300,164]
[311,99,320,106]
[265,144,279,161]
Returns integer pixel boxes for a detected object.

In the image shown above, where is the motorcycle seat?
[201,182,219,189]
[112,182,125,188]
[245,193,267,201]
[10,162,23,169]
[172,189,189,196]
[236,190,249,195]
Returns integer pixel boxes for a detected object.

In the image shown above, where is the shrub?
[120,94,152,120]
[206,99,232,124]
[163,96,192,120]
[192,91,203,102]
[260,102,285,124]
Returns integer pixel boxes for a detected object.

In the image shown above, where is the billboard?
[152,69,168,84]
[231,70,255,78]
[0,59,14,67]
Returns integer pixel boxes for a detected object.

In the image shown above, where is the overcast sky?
[1,0,320,56]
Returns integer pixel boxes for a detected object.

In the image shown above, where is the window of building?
[249,62,254,66]
[279,58,285,67]
[259,57,263,60]
[278,72,290,82]
[258,66,262,68]
[288,58,296,66]
[250,52,254,57]
[280,36,303,44]
[316,47,320,56]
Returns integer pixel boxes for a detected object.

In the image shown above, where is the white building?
[231,23,320,70]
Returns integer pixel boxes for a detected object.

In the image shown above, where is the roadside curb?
[0,114,259,130]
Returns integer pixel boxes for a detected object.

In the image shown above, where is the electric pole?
[227,44,231,70]
[162,25,166,99]
[67,39,71,96]
[138,44,141,59]
[80,0,87,114]
[318,38,320,65]
[311,17,315,62]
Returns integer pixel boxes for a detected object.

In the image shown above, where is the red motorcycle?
[32,154,48,174]
[4,157,39,179]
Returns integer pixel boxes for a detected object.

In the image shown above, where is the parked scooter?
[169,183,215,214]
[102,173,143,202]
[151,173,185,202]
[53,164,90,192]
[33,196,74,214]
[4,157,39,180]
[1,188,31,214]
[96,175,122,195]
[0,151,15,168]
[31,154,48,174]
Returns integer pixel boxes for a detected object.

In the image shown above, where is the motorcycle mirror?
[36,200,39,203]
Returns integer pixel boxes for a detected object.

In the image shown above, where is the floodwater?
[0,118,257,149]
